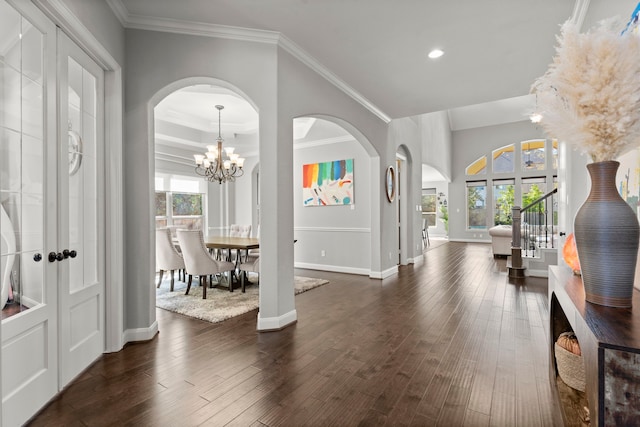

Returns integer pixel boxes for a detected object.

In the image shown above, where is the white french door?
[1,3,106,424]
[57,29,105,387]
[0,1,58,426]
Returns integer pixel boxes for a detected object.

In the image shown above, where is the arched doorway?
[292,115,380,276]
[150,78,259,310]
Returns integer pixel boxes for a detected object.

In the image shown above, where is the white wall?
[293,138,371,274]
[420,111,452,181]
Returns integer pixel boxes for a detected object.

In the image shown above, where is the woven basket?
[555,342,586,392]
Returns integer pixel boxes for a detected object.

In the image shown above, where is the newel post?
[509,206,526,278]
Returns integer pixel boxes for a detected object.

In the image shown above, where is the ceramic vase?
[574,161,639,307]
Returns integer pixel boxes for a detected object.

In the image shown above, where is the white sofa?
[488,225,512,257]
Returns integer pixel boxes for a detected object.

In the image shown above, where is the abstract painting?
[302,159,354,206]
[617,148,640,218]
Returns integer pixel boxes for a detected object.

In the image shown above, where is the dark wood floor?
[29,242,563,426]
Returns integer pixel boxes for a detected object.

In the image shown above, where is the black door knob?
[56,252,64,261]
[69,250,77,258]
[559,232,566,237]
[48,252,58,262]
[33,253,42,262]
[63,249,70,258]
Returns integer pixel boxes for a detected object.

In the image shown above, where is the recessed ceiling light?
[428,49,444,59]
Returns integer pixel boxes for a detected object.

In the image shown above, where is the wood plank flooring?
[28,242,563,426]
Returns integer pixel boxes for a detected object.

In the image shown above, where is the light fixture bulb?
[428,49,444,59]
[530,113,543,124]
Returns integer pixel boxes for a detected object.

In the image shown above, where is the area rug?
[155,275,328,324]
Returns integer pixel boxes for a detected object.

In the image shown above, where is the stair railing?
[510,188,558,269]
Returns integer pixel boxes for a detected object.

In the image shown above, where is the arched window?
[521,139,546,171]
[465,155,487,175]
[492,144,515,173]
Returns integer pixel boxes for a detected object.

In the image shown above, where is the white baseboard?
[294,262,370,276]
[123,321,158,343]
[526,269,549,278]
[257,309,297,331]
[370,265,398,279]
[448,238,492,244]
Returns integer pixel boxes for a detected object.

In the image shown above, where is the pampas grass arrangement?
[531,19,640,162]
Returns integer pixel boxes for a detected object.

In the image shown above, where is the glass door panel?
[66,56,99,292]
[58,30,104,386]
[0,1,58,425]
[0,4,45,319]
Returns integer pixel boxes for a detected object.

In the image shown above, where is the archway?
[396,144,415,265]
[292,115,380,276]
[149,77,260,311]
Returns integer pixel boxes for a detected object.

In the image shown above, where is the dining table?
[204,236,260,252]
[204,236,259,291]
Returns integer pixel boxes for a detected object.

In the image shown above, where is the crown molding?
[105,0,128,26]
[105,0,391,124]
[277,35,391,123]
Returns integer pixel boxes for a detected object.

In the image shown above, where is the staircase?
[508,189,558,278]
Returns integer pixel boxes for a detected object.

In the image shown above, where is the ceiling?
[112,0,638,164]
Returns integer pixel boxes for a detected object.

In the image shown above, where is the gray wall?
[124,29,399,330]
[293,138,371,273]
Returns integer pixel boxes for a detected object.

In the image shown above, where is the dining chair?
[224,224,252,262]
[156,228,185,291]
[238,256,259,293]
[229,224,252,238]
[246,224,260,261]
[177,229,236,298]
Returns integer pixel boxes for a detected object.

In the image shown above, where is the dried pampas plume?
[531,19,640,162]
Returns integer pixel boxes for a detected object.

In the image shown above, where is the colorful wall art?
[302,159,354,206]
[616,148,640,219]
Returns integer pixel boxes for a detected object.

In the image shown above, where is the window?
[421,188,437,227]
[466,155,487,175]
[466,181,487,229]
[521,140,545,171]
[522,177,546,209]
[155,174,206,236]
[492,144,515,173]
[493,179,515,225]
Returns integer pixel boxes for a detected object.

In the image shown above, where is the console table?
[548,266,640,426]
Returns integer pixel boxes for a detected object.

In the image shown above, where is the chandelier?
[193,105,245,184]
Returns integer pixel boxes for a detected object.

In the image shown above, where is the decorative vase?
[574,161,640,307]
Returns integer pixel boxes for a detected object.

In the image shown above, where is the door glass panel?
[68,57,97,292]
[1,7,44,320]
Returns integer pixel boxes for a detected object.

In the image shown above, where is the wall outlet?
[321,250,326,257]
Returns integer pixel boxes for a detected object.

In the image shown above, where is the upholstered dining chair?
[223,224,252,262]
[246,224,260,261]
[156,228,185,291]
[176,229,236,298]
[229,224,252,238]
[238,256,259,293]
